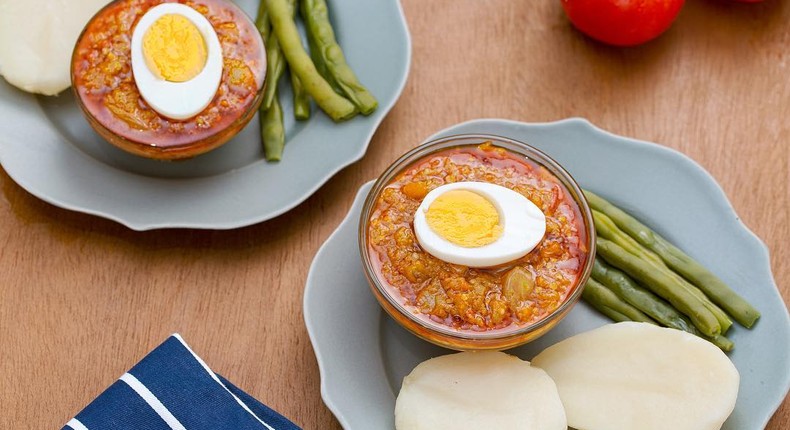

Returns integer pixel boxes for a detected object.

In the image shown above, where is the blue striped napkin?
[63,334,301,430]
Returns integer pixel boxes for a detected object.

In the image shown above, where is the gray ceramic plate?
[304,118,790,429]
[0,0,410,230]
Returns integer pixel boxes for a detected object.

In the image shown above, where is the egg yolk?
[425,190,503,247]
[142,14,207,82]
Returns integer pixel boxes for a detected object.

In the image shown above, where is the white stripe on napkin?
[120,373,187,430]
[66,418,89,430]
[171,333,276,430]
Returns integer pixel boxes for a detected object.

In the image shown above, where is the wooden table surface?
[1,0,788,428]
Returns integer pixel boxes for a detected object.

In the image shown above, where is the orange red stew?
[72,0,265,149]
[367,143,589,332]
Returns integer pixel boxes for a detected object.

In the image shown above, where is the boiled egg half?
[414,182,546,267]
[130,3,223,120]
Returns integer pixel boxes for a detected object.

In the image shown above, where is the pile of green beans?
[581,190,759,351]
[255,0,377,161]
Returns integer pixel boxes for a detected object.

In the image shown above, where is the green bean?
[708,334,734,352]
[676,276,733,333]
[282,0,310,120]
[256,1,286,160]
[592,258,735,351]
[265,0,356,122]
[301,10,352,106]
[593,209,733,333]
[650,233,759,328]
[255,1,271,40]
[592,305,632,323]
[300,0,377,115]
[304,11,338,93]
[584,190,760,328]
[261,92,285,161]
[258,0,309,118]
[261,0,300,111]
[290,68,311,120]
[591,258,695,332]
[583,278,656,324]
[593,210,663,266]
[596,238,720,336]
[262,35,285,111]
[587,303,731,351]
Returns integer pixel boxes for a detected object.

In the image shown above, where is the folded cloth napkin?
[63,334,301,430]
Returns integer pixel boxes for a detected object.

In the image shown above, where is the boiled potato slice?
[395,351,566,430]
[0,0,110,95]
[532,322,739,430]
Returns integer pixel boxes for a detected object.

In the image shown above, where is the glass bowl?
[70,0,266,161]
[359,134,596,350]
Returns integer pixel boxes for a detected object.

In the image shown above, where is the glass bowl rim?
[358,133,597,342]
[69,0,266,156]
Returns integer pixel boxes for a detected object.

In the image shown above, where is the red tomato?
[561,0,685,47]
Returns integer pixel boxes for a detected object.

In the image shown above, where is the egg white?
[413,182,546,268]
[130,3,223,120]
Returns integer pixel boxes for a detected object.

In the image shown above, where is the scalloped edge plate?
[0,0,411,230]
[305,118,790,429]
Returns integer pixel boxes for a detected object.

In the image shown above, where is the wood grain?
[0,0,787,428]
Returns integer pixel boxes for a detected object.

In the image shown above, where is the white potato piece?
[532,322,739,430]
[395,351,566,430]
[0,0,110,95]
